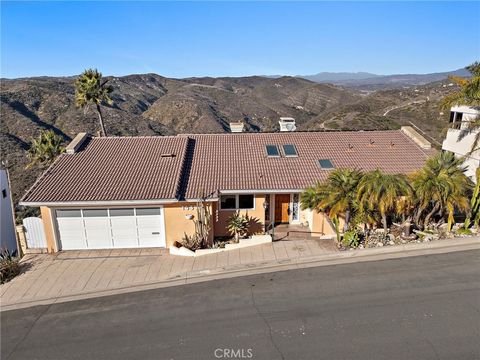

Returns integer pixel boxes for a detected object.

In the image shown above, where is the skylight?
[318,159,335,169]
[266,145,280,157]
[282,144,297,157]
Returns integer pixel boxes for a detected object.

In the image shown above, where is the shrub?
[342,230,361,248]
[456,228,472,236]
[227,212,249,241]
[0,249,21,284]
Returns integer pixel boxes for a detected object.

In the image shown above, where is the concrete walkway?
[1,238,336,311]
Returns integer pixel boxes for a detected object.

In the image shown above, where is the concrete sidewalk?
[1,237,479,312]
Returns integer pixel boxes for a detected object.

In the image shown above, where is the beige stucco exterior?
[310,210,336,237]
[163,201,214,247]
[214,194,266,237]
[40,206,57,253]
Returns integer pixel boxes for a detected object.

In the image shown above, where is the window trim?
[265,145,280,157]
[282,144,298,157]
[219,194,255,210]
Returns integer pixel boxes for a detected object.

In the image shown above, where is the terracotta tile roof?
[21,136,189,203]
[21,130,436,204]
[182,130,436,198]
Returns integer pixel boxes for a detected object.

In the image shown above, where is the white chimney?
[279,117,296,132]
[229,122,244,133]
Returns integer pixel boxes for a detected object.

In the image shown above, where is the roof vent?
[229,122,244,133]
[160,153,176,158]
[347,143,354,152]
[279,117,296,132]
[368,139,375,147]
[66,133,89,154]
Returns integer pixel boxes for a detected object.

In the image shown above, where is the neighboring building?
[1,169,18,254]
[278,117,297,132]
[20,127,435,252]
[442,105,480,182]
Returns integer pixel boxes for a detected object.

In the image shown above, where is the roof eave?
[19,198,179,207]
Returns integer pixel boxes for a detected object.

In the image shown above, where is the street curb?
[1,237,479,312]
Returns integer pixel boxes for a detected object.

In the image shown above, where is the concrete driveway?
[1,239,336,309]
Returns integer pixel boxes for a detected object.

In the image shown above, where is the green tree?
[411,152,471,230]
[357,170,412,233]
[75,69,113,137]
[27,130,65,168]
[464,167,480,229]
[300,169,363,232]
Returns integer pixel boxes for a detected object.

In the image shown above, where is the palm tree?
[300,169,363,232]
[357,170,412,233]
[442,62,480,154]
[411,152,471,230]
[75,69,113,137]
[464,167,480,229]
[27,130,65,168]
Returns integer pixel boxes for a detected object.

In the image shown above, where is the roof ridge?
[90,135,181,140]
[179,129,401,137]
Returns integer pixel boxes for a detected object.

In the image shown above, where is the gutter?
[19,199,179,207]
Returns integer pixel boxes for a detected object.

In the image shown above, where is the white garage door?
[56,208,166,250]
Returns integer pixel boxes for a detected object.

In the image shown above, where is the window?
[282,144,297,157]
[220,194,255,210]
[238,195,254,209]
[136,208,161,216]
[220,195,237,209]
[110,208,134,216]
[454,112,463,122]
[292,194,299,221]
[318,159,335,169]
[56,209,82,218]
[83,209,108,217]
[266,145,280,157]
[2,189,6,198]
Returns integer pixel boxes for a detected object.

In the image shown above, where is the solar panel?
[266,145,280,157]
[283,144,297,157]
[318,159,334,169]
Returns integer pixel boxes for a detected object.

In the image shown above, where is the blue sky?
[1,1,479,78]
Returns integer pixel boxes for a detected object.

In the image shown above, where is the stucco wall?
[163,202,214,247]
[40,206,57,253]
[214,194,266,238]
[310,210,336,237]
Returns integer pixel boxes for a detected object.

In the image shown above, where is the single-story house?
[20,127,435,252]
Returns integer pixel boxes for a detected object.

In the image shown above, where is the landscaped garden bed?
[301,153,480,252]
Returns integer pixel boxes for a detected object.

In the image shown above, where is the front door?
[275,194,290,223]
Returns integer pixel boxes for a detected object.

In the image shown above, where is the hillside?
[1,73,457,217]
[301,68,470,90]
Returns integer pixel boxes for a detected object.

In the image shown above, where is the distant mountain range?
[299,68,470,90]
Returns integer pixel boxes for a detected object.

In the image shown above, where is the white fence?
[23,217,47,249]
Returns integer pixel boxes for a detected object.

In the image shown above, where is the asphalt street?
[2,250,479,360]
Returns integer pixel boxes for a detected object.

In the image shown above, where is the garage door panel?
[110,209,138,248]
[83,218,112,249]
[56,210,86,250]
[136,208,165,247]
